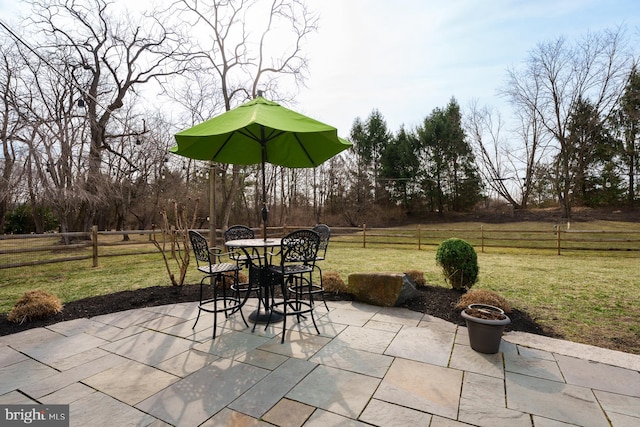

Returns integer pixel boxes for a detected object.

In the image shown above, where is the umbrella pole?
[261,157,268,240]
[209,161,216,246]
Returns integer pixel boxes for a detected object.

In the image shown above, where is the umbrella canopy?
[171,96,352,239]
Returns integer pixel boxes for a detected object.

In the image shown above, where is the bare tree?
[0,39,24,232]
[465,101,520,207]
[24,0,186,230]
[504,27,635,219]
[466,97,554,209]
[170,0,318,239]
[16,49,95,241]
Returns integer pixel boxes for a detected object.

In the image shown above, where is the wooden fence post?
[481,225,484,253]
[418,224,421,250]
[556,224,561,255]
[362,223,366,248]
[91,225,98,267]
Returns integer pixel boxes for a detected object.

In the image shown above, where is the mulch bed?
[0,284,556,338]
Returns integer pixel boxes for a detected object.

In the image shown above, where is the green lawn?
[1,231,639,355]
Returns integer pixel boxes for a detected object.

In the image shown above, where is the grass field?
[1,222,639,354]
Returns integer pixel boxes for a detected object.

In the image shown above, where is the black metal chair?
[267,229,321,343]
[308,224,331,310]
[189,230,248,339]
[224,225,255,243]
[312,224,331,262]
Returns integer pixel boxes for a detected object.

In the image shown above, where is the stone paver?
[99,329,194,366]
[332,325,396,354]
[21,353,128,399]
[91,307,163,329]
[374,358,462,419]
[47,318,111,337]
[605,411,640,427]
[235,348,289,370]
[2,300,640,427]
[16,332,107,365]
[39,383,96,405]
[0,359,60,395]
[593,389,640,419]
[229,357,316,418]
[530,417,577,427]
[371,306,424,326]
[459,372,531,426]
[201,408,270,426]
[83,359,180,405]
[359,399,432,426]
[309,340,393,378]
[258,331,331,360]
[505,331,640,371]
[136,358,269,426]
[322,307,375,327]
[384,326,455,366]
[505,371,610,427]
[154,349,221,378]
[303,409,368,426]
[192,330,272,359]
[0,345,28,368]
[262,398,315,427]
[0,390,39,405]
[449,343,504,379]
[554,353,640,397]
[71,392,157,427]
[2,327,62,349]
[430,416,476,427]
[504,351,564,382]
[287,365,380,418]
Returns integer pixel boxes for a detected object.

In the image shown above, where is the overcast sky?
[1,0,639,138]
[294,0,640,137]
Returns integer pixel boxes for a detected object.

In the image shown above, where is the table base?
[249,308,284,324]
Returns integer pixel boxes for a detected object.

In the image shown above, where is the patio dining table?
[225,237,283,324]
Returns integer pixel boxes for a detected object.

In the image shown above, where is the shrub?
[221,272,248,288]
[435,238,479,290]
[7,290,63,324]
[454,289,512,313]
[322,271,348,294]
[404,270,426,287]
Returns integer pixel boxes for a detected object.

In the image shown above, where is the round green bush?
[435,238,479,290]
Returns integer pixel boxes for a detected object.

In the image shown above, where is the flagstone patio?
[1,299,639,426]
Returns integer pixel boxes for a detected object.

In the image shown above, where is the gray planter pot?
[461,304,511,354]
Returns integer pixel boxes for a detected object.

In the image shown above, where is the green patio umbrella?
[171,96,352,240]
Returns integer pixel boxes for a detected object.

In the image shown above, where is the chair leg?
[238,306,249,328]
[309,307,320,335]
[213,309,218,339]
[280,296,287,344]
[193,308,202,330]
[192,277,207,329]
[315,265,329,311]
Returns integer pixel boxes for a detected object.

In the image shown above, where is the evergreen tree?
[418,98,483,212]
[380,127,421,210]
[615,67,640,205]
[566,98,623,206]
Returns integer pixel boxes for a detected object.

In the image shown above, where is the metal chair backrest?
[280,229,320,267]
[312,224,330,259]
[189,230,213,267]
[224,225,255,242]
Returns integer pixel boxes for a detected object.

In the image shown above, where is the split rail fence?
[1,224,639,270]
